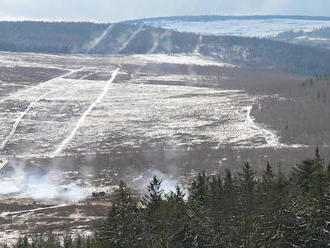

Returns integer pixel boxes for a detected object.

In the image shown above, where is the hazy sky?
[0,0,329,22]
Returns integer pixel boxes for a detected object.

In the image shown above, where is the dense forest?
[1,21,330,75]
[4,149,329,248]
[255,75,330,145]
[0,21,108,53]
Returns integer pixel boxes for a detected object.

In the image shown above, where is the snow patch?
[132,54,235,67]
[140,19,330,38]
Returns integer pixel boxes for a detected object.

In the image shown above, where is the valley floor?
[0,51,327,243]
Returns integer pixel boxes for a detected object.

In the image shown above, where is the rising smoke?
[132,169,188,199]
[0,165,89,202]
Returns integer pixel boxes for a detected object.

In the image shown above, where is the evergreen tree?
[238,162,257,247]
[142,176,164,210]
[263,161,274,184]
[140,176,166,247]
[292,159,316,193]
[189,172,208,204]
[162,186,192,247]
[98,181,142,248]
[221,169,240,247]
[307,150,330,247]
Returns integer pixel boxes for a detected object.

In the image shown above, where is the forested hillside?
[255,75,330,145]
[275,27,330,50]
[6,150,330,248]
[1,21,330,75]
[0,21,108,53]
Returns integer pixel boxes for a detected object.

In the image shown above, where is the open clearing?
[0,51,326,243]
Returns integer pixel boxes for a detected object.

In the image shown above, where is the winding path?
[244,105,281,147]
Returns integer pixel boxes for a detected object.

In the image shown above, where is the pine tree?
[221,169,240,247]
[224,169,234,194]
[140,176,166,247]
[98,181,141,248]
[142,176,164,210]
[263,161,274,184]
[252,164,292,247]
[189,172,208,204]
[238,162,257,246]
[163,186,192,247]
[307,150,330,247]
[292,159,316,193]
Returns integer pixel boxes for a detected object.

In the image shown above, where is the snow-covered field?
[136,18,330,37]
[0,51,311,244]
[131,54,236,67]
[0,52,281,160]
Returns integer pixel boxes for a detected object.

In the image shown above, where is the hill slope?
[123,15,330,37]
[125,15,330,50]
[1,21,330,75]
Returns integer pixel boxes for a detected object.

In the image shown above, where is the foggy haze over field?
[0,0,330,22]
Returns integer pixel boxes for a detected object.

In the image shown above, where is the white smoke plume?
[132,169,188,199]
[0,165,89,202]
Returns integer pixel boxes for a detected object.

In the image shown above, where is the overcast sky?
[0,0,329,22]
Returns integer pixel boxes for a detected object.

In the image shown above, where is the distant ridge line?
[1,15,330,26]
[122,15,330,24]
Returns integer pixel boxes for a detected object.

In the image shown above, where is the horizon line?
[1,14,330,24]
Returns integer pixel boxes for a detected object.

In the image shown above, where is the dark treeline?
[254,75,330,145]
[1,21,330,75]
[0,21,108,54]
[5,148,330,247]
